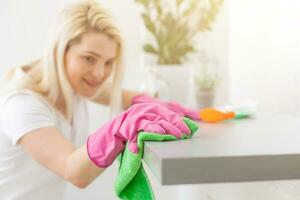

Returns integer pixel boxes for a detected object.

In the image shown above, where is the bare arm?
[18,127,104,189]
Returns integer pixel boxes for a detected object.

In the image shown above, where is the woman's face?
[64,31,117,97]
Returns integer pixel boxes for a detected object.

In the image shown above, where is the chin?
[76,88,98,98]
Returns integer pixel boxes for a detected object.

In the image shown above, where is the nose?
[92,63,106,79]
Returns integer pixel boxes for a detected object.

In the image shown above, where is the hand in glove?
[87,103,191,168]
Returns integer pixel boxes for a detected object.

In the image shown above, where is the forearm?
[18,127,105,189]
[64,145,105,188]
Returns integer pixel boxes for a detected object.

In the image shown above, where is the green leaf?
[179,45,195,55]
[143,44,158,55]
[169,22,189,47]
[141,14,156,35]
[153,0,162,16]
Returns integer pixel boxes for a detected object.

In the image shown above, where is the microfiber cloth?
[115,117,199,200]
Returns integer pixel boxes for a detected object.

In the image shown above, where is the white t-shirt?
[0,89,89,200]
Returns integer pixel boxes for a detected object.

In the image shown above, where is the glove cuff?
[86,133,125,168]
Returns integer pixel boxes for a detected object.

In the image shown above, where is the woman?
[0,1,206,199]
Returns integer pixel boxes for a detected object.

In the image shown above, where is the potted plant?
[193,51,221,108]
[135,0,223,105]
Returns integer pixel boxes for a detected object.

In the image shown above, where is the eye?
[84,56,96,65]
[105,60,115,67]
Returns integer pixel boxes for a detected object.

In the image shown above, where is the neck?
[55,95,66,115]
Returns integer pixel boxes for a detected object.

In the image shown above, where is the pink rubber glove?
[132,94,201,121]
[87,103,191,168]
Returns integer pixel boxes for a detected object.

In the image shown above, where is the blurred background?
[0,0,300,199]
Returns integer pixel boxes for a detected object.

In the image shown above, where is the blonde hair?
[0,0,124,121]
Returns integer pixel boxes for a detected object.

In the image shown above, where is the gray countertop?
[143,114,300,185]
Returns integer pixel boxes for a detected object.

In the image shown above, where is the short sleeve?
[0,92,56,145]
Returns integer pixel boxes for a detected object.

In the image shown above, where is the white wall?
[212,1,300,199]
[228,0,300,116]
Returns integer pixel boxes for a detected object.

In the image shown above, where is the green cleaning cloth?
[115,117,199,200]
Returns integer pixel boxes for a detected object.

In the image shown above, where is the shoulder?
[0,90,57,145]
[0,89,53,114]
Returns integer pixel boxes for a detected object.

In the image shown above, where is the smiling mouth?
[83,78,101,88]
